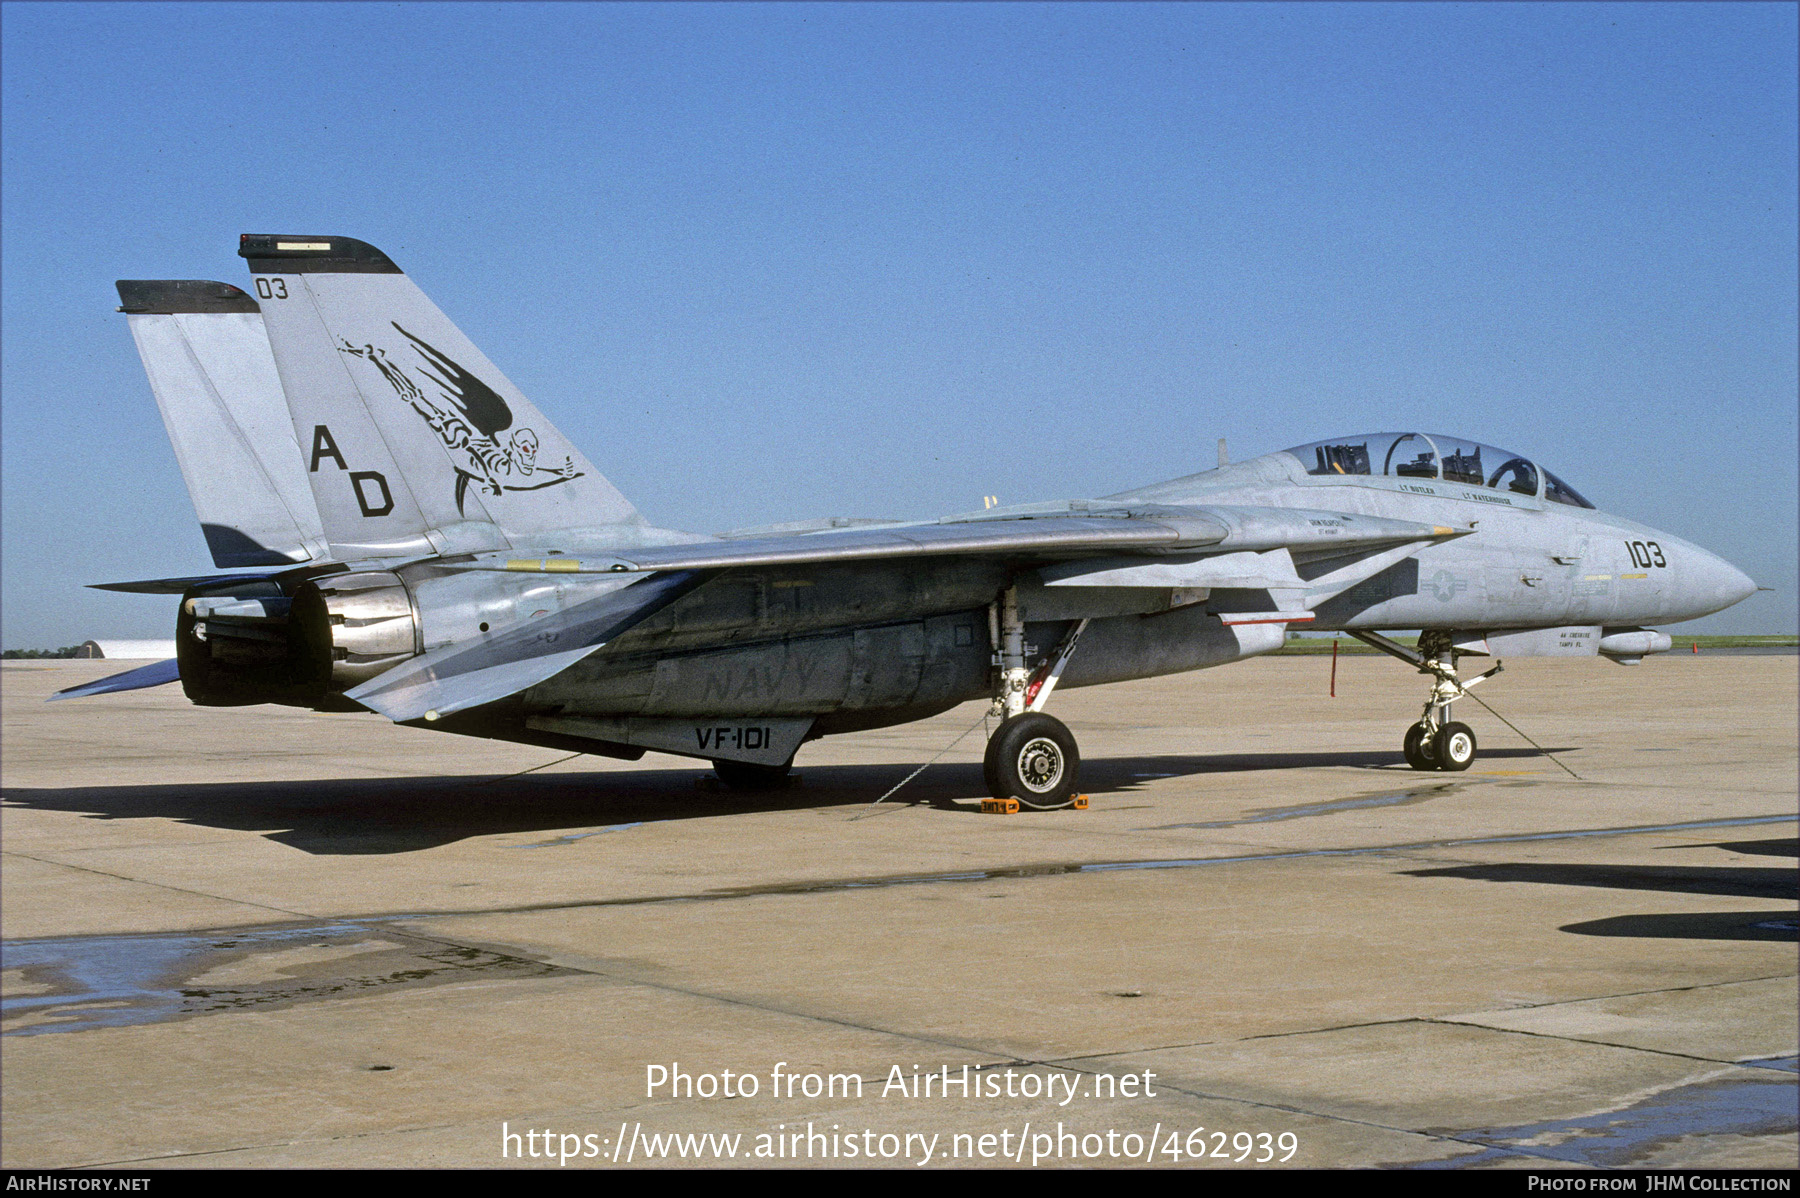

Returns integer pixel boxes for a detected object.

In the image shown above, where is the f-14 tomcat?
[61,234,1758,806]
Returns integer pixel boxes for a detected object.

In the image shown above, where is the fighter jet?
[60,234,1759,806]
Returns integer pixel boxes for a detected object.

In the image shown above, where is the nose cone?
[1688,549,1758,618]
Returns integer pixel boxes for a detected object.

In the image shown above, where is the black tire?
[984,713,1080,806]
[711,759,791,791]
[1403,723,1437,770]
[1433,722,1476,771]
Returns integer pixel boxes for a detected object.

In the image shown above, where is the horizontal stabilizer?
[89,572,287,595]
[347,571,702,723]
[49,658,181,701]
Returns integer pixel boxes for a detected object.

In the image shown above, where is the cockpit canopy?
[1281,432,1594,508]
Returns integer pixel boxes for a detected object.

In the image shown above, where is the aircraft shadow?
[1560,912,1797,943]
[1077,746,1558,790]
[1401,862,1798,900]
[1404,846,1799,944]
[0,745,1570,856]
[1695,837,1798,859]
[2,771,837,857]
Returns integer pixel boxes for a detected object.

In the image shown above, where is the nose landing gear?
[1351,630,1500,772]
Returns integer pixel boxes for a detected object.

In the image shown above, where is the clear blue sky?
[3,2,1794,645]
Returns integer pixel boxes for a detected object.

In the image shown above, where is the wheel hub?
[1017,738,1064,792]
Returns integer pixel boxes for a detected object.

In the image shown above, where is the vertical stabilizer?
[238,235,640,561]
[116,280,328,567]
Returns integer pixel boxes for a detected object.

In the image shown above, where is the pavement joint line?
[1046,1016,1432,1062]
[8,839,258,855]
[82,1116,479,1169]
[1439,971,1800,1015]
[892,972,1800,1099]
[367,934,1024,1063]
[0,848,319,923]
[1419,1016,1800,1071]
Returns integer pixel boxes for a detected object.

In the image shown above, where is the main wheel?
[711,759,792,791]
[984,713,1080,806]
[1403,723,1437,770]
[1432,722,1476,771]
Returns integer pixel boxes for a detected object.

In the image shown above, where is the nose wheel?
[1406,719,1477,771]
[1403,723,1435,769]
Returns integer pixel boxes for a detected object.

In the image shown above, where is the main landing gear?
[982,587,1090,808]
[1349,630,1500,773]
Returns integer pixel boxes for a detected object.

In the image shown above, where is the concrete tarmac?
[2,654,1795,1169]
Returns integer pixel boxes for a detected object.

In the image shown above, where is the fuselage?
[473,438,1753,746]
